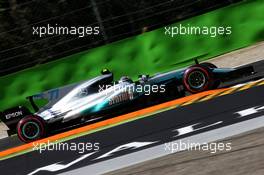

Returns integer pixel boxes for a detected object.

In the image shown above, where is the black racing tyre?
[183,66,213,93]
[17,115,46,143]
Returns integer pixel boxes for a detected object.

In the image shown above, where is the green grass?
[1,0,264,111]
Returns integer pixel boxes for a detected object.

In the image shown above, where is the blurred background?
[0,0,241,76]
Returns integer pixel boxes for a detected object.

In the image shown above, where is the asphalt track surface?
[0,60,264,175]
[104,121,264,175]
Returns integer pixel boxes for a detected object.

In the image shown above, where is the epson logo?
[5,111,23,120]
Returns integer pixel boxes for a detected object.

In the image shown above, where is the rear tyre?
[17,115,46,143]
[183,66,212,93]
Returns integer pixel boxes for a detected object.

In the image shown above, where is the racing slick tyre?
[183,66,213,93]
[17,115,46,143]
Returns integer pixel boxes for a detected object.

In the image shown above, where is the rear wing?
[0,106,31,135]
[0,82,82,134]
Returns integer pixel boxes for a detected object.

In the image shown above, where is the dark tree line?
[0,0,242,76]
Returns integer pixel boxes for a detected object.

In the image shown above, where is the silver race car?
[0,61,254,142]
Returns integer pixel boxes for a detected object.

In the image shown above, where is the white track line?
[60,115,264,175]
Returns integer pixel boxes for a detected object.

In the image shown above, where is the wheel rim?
[187,70,206,89]
[22,121,40,139]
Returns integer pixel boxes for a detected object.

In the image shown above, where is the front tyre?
[17,115,46,143]
[183,66,212,93]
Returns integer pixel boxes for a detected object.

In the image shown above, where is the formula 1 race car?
[0,60,255,142]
